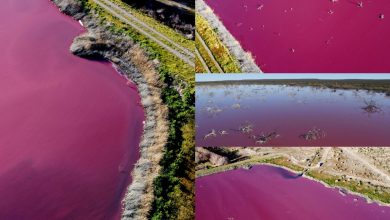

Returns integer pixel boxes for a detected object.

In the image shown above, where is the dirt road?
[94,0,195,67]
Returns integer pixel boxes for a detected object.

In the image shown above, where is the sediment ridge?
[51,0,169,219]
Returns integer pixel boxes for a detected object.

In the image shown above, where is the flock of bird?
[234,0,385,40]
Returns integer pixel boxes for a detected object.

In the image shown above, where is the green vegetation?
[195,54,206,73]
[195,14,241,73]
[197,151,390,206]
[307,170,390,204]
[195,36,220,72]
[196,156,265,177]
[262,157,305,172]
[86,0,194,85]
[198,154,390,205]
[151,71,194,219]
[111,0,194,50]
[83,1,195,218]
[196,155,306,177]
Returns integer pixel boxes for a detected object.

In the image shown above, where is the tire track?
[196,48,211,73]
[341,147,390,184]
[100,0,194,58]
[195,30,224,73]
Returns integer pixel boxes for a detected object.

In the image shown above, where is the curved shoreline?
[198,162,390,208]
[196,0,261,73]
[51,1,169,219]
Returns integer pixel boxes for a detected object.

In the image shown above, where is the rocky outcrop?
[196,148,228,166]
[70,32,132,60]
[51,0,169,219]
[52,0,85,19]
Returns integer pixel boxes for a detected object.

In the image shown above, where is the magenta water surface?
[196,83,390,146]
[0,0,144,219]
[205,0,390,72]
[196,165,390,220]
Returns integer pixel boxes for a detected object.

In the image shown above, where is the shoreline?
[51,0,169,219]
[196,0,261,73]
[197,162,390,208]
[196,79,390,94]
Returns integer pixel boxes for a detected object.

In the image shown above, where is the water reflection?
[196,83,390,146]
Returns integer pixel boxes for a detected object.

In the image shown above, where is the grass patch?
[195,14,241,73]
[150,72,194,220]
[83,1,195,218]
[197,151,390,205]
[195,54,206,73]
[307,170,390,204]
[195,36,219,72]
[111,0,194,50]
[86,0,194,86]
[262,157,305,172]
[195,156,297,177]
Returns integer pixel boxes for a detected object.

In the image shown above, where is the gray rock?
[52,0,84,19]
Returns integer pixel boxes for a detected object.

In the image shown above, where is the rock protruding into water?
[196,148,228,166]
[52,0,84,19]
[70,31,133,62]
[70,33,114,59]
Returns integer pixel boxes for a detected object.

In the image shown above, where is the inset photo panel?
[196,74,390,147]
[196,147,390,220]
[196,0,390,73]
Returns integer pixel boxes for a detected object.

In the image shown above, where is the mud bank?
[52,0,169,219]
[196,0,261,73]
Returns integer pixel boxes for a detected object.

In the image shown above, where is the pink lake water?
[0,0,144,219]
[196,165,390,220]
[196,83,390,146]
[205,0,390,72]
